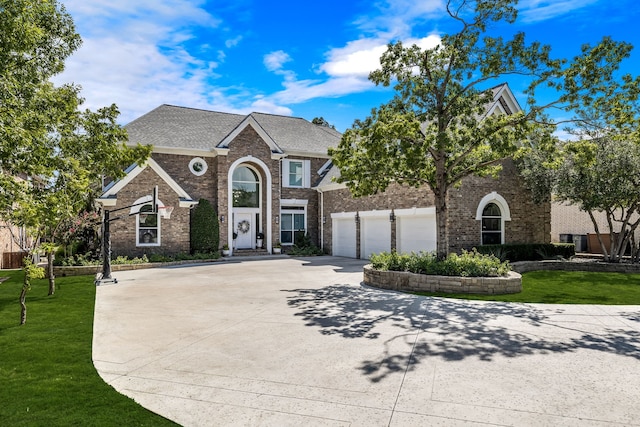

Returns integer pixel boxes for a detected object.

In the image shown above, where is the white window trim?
[476,192,511,245]
[280,203,308,246]
[131,195,164,247]
[282,159,311,188]
[189,157,208,176]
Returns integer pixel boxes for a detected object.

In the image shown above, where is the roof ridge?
[161,104,246,118]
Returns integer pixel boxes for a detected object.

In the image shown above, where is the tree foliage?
[553,138,640,262]
[311,117,336,129]
[329,0,633,258]
[190,199,219,254]
[0,0,151,322]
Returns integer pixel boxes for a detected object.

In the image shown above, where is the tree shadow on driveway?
[284,284,640,382]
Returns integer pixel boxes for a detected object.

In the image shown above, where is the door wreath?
[237,220,250,234]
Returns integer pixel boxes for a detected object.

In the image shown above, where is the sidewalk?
[92,257,640,426]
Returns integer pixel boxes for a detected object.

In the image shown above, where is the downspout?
[319,188,324,252]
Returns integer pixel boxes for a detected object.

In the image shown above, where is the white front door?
[234,212,254,249]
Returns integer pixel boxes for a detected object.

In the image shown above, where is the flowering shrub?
[369,250,510,277]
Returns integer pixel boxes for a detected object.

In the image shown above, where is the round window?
[189,157,208,176]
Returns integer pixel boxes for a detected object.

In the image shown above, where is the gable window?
[189,157,208,176]
[233,166,260,208]
[280,206,306,245]
[481,203,502,245]
[138,204,160,246]
[282,159,310,188]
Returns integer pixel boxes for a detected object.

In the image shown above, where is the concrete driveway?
[93,256,640,426]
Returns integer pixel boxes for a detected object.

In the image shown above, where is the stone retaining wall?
[511,260,640,274]
[52,259,219,278]
[363,264,522,295]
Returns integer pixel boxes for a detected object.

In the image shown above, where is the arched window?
[130,195,162,247]
[481,203,502,245]
[232,166,259,208]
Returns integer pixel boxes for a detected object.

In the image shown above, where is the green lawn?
[0,270,178,426]
[418,270,640,304]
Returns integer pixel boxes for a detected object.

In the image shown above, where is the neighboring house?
[98,84,550,259]
[551,201,640,253]
[0,220,28,269]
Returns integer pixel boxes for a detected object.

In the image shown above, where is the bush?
[288,235,323,256]
[190,199,219,254]
[476,243,575,262]
[369,250,510,277]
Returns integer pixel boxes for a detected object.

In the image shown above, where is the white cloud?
[354,0,444,38]
[225,36,243,48]
[250,98,293,116]
[320,35,441,78]
[264,50,292,72]
[517,0,600,23]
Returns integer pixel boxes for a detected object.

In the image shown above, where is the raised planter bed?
[52,259,220,277]
[363,264,522,295]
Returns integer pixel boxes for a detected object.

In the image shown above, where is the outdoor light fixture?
[220,215,225,223]
[322,216,326,224]
[275,215,279,224]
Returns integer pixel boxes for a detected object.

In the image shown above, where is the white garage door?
[397,208,437,254]
[361,214,391,259]
[332,216,357,258]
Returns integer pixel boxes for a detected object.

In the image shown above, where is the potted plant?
[222,244,230,256]
[256,232,264,249]
[273,240,282,254]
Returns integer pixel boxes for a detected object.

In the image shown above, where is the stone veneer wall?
[363,265,522,294]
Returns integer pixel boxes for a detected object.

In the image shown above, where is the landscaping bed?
[364,265,522,294]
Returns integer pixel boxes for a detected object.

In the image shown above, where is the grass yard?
[418,270,640,304]
[0,270,178,426]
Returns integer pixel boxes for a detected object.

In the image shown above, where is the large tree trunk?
[434,191,449,260]
[47,251,55,296]
[434,155,449,260]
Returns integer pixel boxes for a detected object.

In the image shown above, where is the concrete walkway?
[93,256,640,426]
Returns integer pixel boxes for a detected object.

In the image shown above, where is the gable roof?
[125,105,341,156]
[97,158,197,208]
[316,82,523,190]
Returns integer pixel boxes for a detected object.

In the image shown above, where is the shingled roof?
[125,105,341,155]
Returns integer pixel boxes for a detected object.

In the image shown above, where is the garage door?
[361,214,391,259]
[332,215,357,258]
[396,208,437,254]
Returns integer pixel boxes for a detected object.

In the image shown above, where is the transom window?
[481,203,502,245]
[232,166,260,208]
[138,204,159,246]
[281,206,306,245]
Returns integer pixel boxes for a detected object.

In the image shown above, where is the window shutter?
[304,160,311,188]
[282,159,290,187]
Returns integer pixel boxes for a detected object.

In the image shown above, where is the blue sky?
[54,0,640,133]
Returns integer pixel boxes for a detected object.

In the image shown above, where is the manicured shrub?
[370,250,510,277]
[476,243,575,262]
[288,234,323,256]
[190,199,219,254]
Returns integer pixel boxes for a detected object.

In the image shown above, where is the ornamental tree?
[329,0,634,258]
[520,68,640,263]
[0,0,151,323]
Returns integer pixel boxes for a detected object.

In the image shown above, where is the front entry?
[233,212,255,249]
